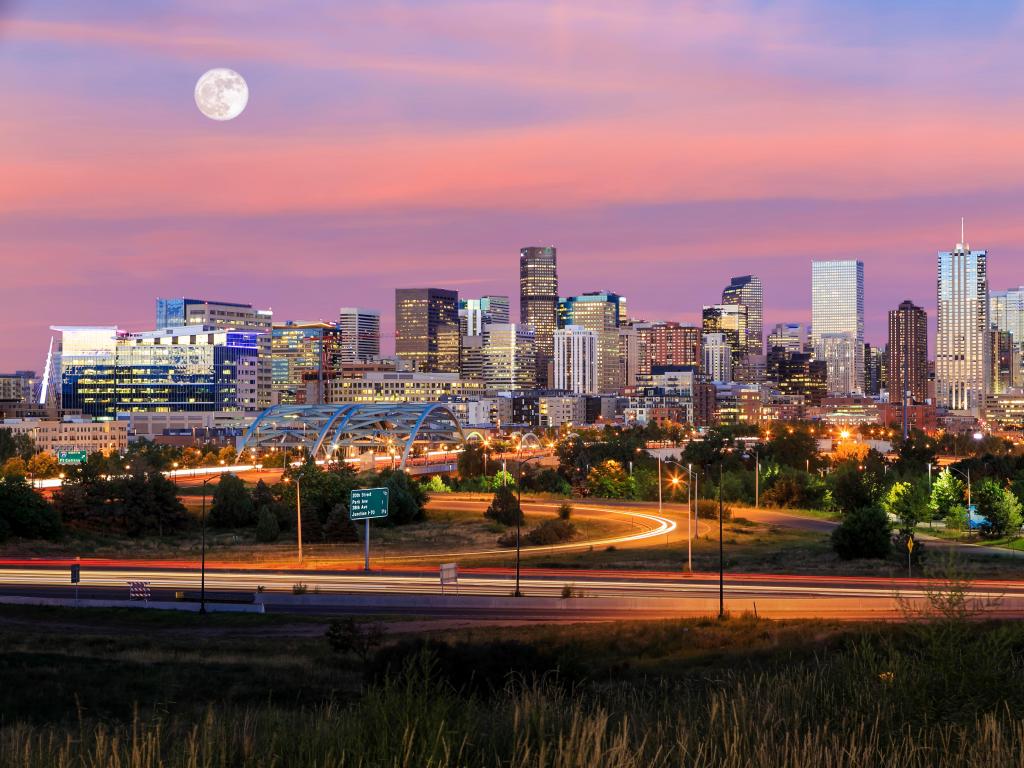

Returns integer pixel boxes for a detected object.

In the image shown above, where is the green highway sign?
[57,450,88,465]
[349,487,389,520]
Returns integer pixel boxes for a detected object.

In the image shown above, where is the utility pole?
[718,462,725,620]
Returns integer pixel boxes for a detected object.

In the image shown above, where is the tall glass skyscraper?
[395,288,460,373]
[936,237,989,413]
[811,260,864,395]
[559,291,627,393]
[519,246,558,386]
[721,275,763,355]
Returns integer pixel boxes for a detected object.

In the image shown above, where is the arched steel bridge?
[237,402,466,469]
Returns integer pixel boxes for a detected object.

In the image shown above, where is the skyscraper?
[721,275,763,355]
[888,300,928,406]
[701,305,747,372]
[520,246,558,385]
[559,291,627,392]
[271,321,343,405]
[811,260,864,395]
[481,324,536,390]
[936,229,989,414]
[554,325,598,394]
[702,333,733,382]
[767,323,805,354]
[337,308,380,363]
[459,296,510,336]
[395,288,460,373]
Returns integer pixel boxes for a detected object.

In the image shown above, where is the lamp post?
[198,475,217,614]
[657,455,692,573]
[283,473,304,562]
[947,465,972,538]
[718,461,725,619]
[515,454,544,597]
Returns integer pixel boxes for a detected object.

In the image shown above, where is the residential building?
[702,333,733,382]
[395,288,460,373]
[819,333,859,396]
[321,371,487,404]
[520,246,558,386]
[888,300,929,405]
[0,371,37,403]
[811,260,864,394]
[936,232,989,414]
[337,308,381,363]
[702,305,747,373]
[864,343,883,398]
[554,325,598,395]
[559,291,627,392]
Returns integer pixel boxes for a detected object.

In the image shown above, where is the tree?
[0,477,62,540]
[457,443,486,479]
[254,506,280,543]
[423,475,450,493]
[27,453,60,479]
[558,502,573,520]
[827,462,876,513]
[929,469,965,521]
[485,484,523,526]
[0,457,28,479]
[831,505,891,559]
[378,469,428,526]
[975,479,1023,539]
[882,481,928,533]
[0,428,35,463]
[893,430,938,476]
[209,473,255,528]
[764,428,818,471]
[586,460,634,499]
[323,505,358,542]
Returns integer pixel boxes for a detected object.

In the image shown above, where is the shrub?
[422,475,451,493]
[975,480,1023,538]
[831,504,891,559]
[695,498,731,521]
[524,518,576,546]
[326,617,385,664]
[323,505,358,542]
[557,502,572,520]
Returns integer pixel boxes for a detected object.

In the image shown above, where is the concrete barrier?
[0,595,265,613]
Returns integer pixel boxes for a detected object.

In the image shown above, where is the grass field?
[2,602,1024,766]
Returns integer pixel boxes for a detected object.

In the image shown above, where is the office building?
[481,324,536,390]
[702,305,747,371]
[554,325,599,395]
[702,333,733,382]
[271,321,342,405]
[721,275,763,355]
[819,333,859,396]
[936,231,989,413]
[559,291,627,392]
[156,298,272,332]
[990,287,1024,344]
[520,246,558,385]
[0,417,127,456]
[321,371,487,405]
[767,348,827,406]
[635,322,702,374]
[53,325,262,419]
[0,371,37,404]
[811,260,864,394]
[337,308,380,363]
[459,296,510,336]
[395,288,460,373]
[767,323,805,354]
[888,300,928,405]
[864,343,884,398]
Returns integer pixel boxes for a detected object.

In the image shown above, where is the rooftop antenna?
[960,216,965,250]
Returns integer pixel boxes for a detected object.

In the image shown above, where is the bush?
[695,498,731,521]
[524,519,576,546]
[422,475,451,493]
[323,505,358,542]
[254,506,280,543]
[831,504,891,559]
[557,502,572,520]
[975,479,1023,538]
[485,484,523,527]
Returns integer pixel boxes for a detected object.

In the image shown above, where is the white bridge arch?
[237,402,466,469]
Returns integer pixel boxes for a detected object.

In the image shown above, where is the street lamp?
[657,455,692,573]
[198,475,218,614]
[946,465,972,538]
[515,453,545,597]
[283,474,304,562]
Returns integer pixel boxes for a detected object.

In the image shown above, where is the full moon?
[194,68,248,121]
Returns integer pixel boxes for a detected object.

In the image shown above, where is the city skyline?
[6,2,1024,369]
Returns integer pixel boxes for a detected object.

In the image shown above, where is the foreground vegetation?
[2,587,1024,766]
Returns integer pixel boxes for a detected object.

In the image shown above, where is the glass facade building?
[721,275,763,355]
[520,247,558,385]
[936,241,989,413]
[54,326,261,420]
[559,292,627,393]
[271,322,344,405]
[811,260,864,395]
[395,288,460,373]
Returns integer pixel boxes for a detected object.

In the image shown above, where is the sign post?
[440,562,458,594]
[70,561,80,605]
[349,487,389,571]
[906,536,914,579]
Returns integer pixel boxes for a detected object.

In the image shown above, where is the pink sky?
[3,0,1024,369]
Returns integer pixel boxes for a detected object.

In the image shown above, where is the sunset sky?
[3,0,1024,370]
